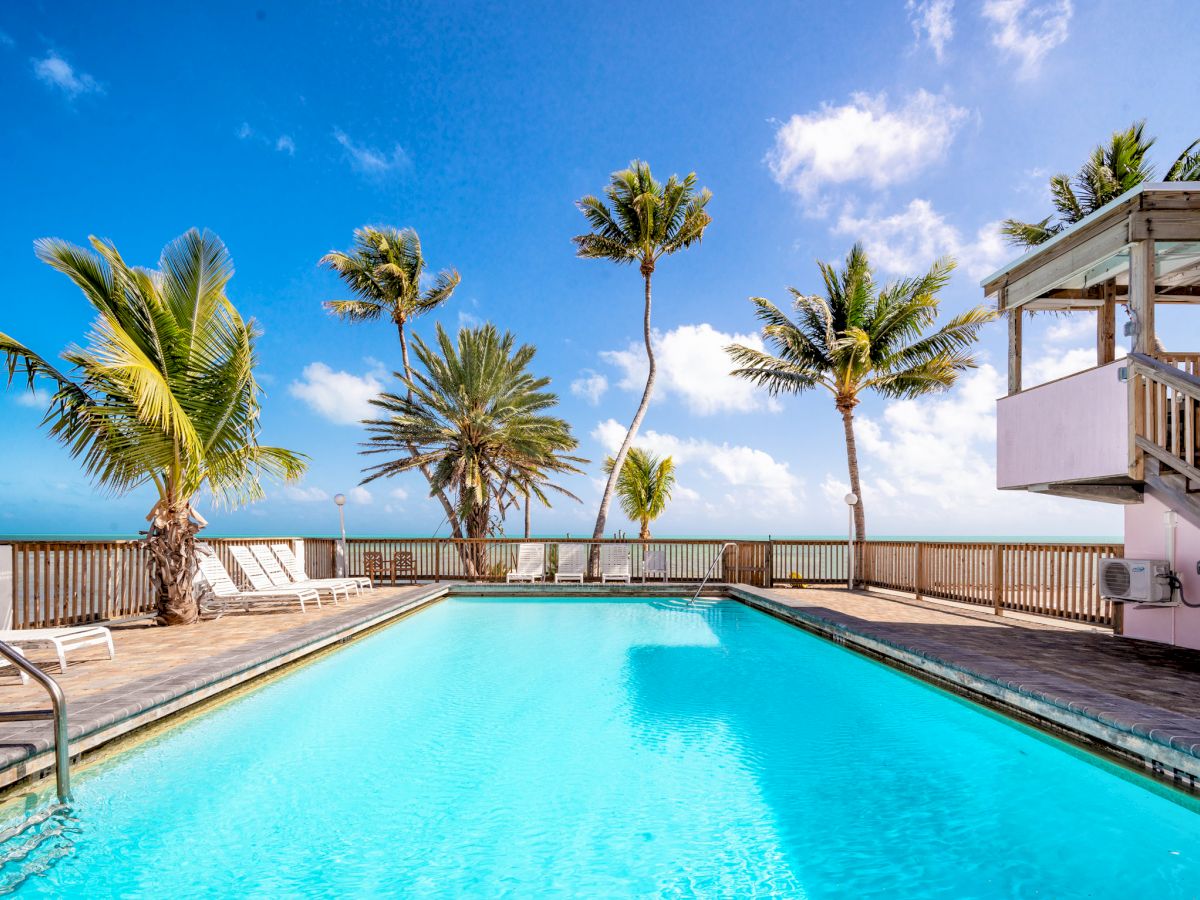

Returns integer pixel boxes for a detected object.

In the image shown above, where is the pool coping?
[728,585,1200,790]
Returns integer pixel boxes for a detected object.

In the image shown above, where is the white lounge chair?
[600,544,632,583]
[272,543,373,592]
[643,549,669,582]
[506,543,545,583]
[554,544,585,583]
[247,545,354,604]
[0,627,112,673]
[199,556,321,614]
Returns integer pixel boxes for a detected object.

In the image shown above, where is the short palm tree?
[603,447,676,540]
[1,231,306,624]
[1003,121,1200,247]
[574,160,711,548]
[321,226,463,534]
[360,324,584,575]
[726,244,994,540]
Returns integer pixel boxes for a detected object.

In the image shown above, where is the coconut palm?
[360,323,584,575]
[321,226,464,535]
[602,447,676,540]
[1003,121,1200,247]
[573,160,711,549]
[726,244,994,540]
[0,230,306,624]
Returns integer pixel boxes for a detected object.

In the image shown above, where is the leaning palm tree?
[573,160,711,549]
[603,447,676,540]
[321,226,463,535]
[1,231,306,624]
[360,323,585,576]
[1003,121,1200,247]
[726,244,994,540]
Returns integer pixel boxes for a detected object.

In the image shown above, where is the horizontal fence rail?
[0,537,1123,629]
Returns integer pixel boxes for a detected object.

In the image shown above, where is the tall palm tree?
[603,447,676,540]
[1,231,306,624]
[573,160,711,549]
[1003,121,1200,247]
[725,244,994,540]
[321,226,464,535]
[360,323,584,575]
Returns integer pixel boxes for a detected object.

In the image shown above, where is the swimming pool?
[7,595,1200,896]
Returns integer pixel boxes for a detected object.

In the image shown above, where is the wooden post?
[1007,303,1023,394]
[434,542,441,583]
[914,542,924,600]
[1130,239,1156,356]
[1097,280,1117,365]
[992,543,1004,617]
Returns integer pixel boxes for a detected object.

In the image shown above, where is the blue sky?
[2,0,1198,538]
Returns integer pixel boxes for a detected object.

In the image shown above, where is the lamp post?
[333,493,347,577]
[843,492,858,590]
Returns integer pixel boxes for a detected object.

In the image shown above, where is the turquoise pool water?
[10,596,1200,897]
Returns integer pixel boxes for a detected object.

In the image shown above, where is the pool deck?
[2,582,1200,797]
[731,585,1200,790]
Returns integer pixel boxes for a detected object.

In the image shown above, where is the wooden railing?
[0,536,1122,629]
[1158,351,1200,378]
[1128,352,1200,485]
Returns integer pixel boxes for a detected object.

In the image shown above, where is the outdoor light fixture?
[844,492,858,590]
[333,493,347,576]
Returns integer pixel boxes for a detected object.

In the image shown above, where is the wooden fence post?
[434,542,441,583]
[992,543,1004,616]
[914,543,925,600]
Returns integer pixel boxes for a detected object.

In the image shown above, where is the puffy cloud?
[283,485,330,502]
[13,388,53,408]
[835,198,1007,278]
[333,129,409,175]
[32,52,102,98]
[907,0,955,61]
[592,419,803,516]
[570,371,608,405]
[601,323,781,415]
[348,486,373,505]
[767,90,967,209]
[982,0,1072,79]
[276,135,296,155]
[289,361,387,425]
[389,487,409,501]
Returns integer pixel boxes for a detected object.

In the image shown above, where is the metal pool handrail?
[0,641,70,802]
[688,543,737,605]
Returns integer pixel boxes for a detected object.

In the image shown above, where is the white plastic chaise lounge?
[199,556,321,614]
[642,549,669,582]
[600,544,632,583]
[0,626,113,673]
[271,543,373,593]
[246,545,355,604]
[506,543,545,583]
[554,544,585,583]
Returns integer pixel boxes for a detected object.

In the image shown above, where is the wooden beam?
[1130,211,1200,242]
[1003,217,1130,310]
[1098,280,1116,365]
[1130,239,1156,355]
[1007,306,1022,395]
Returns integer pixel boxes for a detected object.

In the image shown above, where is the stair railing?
[687,543,737,605]
[0,642,70,802]
[1127,352,1200,486]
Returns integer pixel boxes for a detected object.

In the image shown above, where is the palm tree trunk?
[838,403,866,541]
[523,489,531,539]
[397,323,468,549]
[146,503,202,625]
[591,268,656,568]
[639,520,650,541]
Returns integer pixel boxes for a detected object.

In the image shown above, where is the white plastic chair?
[201,555,320,613]
[272,543,373,592]
[0,627,113,673]
[506,544,545,583]
[643,549,669,582]
[600,544,632,583]
[554,544,585,583]
[248,545,353,604]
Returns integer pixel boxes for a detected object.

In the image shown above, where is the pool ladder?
[687,543,737,605]
[0,642,70,803]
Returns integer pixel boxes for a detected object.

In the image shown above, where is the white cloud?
[1043,315,1093,344]
[288,361,387,425]
[457,311,482,329]
[570,371,608,406]
[907,0,955,61]
[1025,346,1096,386]
[600,323,782,415]
[333,129,409,176]
[276,135,296,155]
[982,0,1072,79]
[767,90,967,209]
[348,486,373,505]
[284,485,330,502]
[389,486,409,501]
[13,388,53,408]
[836,198,1007,278]
[32,52,102,98]
[236,122,253,139]
[592,419,803,515]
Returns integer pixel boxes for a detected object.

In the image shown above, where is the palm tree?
[360,323,584,575]
[725,244,994,540]
[1003,121,1200,247]
[573,160,711,550]
[321,226,464,535]
[0,231,306,624]
[602,447,676,540]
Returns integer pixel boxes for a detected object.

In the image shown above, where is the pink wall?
[1123,493,1200,650]
[996,360,1128,489]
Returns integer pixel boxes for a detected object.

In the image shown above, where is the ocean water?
[9,596,1198,897]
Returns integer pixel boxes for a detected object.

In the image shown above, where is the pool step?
[0,804,76,894]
